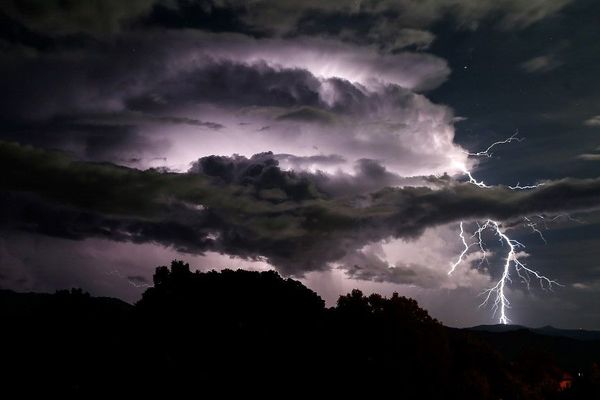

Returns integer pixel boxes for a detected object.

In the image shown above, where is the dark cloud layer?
[2,0,571,40]
[3,142,600,278]
[2,0,600,328]
[2,0,154,35]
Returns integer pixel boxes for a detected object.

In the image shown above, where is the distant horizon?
[4,264,600,332]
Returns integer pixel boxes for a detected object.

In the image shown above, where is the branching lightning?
[523,216,547,244]
[451,219,559,324]
[462,168,491,188]
[463,131,523,158]
[449,131,562,324]
[449,222,473,274]
[509,182,546,190]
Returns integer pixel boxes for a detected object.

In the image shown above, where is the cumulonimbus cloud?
[2,142,600,280]
[0,30,467,176]
[0,0,580,294]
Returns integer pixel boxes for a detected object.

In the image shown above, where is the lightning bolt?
[449,131,561,324]
[509,182,546,190]
[462,168,491,188]
[463,131,523,158]
[523,216,547,244]
[449,222,472,274]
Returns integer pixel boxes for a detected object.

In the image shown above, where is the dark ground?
[1,261,599,399]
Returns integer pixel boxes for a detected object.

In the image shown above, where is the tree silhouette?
[0,261,597,398]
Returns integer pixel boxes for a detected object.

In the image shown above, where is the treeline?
[1,261,598,398]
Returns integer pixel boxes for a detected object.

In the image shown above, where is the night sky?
[2,0,600,328]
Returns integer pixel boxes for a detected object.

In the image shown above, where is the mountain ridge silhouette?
[467,324,600,341]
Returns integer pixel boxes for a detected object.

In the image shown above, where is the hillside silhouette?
[1,260,599,398]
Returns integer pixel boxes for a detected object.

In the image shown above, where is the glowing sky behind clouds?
[2,0,600,328]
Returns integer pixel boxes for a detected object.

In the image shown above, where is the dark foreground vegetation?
[2,261,599,398]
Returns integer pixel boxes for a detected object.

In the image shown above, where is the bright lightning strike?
[453,220,559,324]
[449,222,472,275]
[454,131,542,190]
[462,168,491,188]
[463,131,523,158]
[449,131,561,324]
[509,182,545,190]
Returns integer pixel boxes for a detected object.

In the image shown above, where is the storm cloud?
[3,142,600,279]
[2,0,600,327]
[0,27,468,175]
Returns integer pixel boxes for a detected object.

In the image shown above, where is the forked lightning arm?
[449,132,560,324]
[450,219,559,324]
[463,131,523,158]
